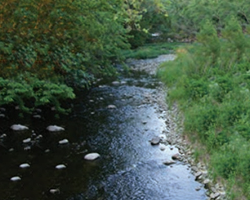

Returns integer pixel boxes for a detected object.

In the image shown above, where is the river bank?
[127,54,227,200]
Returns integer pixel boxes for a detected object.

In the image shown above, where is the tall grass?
[158,18,250,199]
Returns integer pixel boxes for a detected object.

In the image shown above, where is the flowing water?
[0,55,207,200]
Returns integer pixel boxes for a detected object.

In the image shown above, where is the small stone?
[0,107,6,112]
[163,160,175,166]
[142,121,147,124]
[35,108,42,112]
[19,163,30,169]
[47,125,65,132]
[50,188,60,194]
[171,153,180,160]
[35,135,43,140]
[9,148,14,152]
[159,134,167,140]
[91,112,95,115]
[11,124,29,131]
[23,138,31,143]
[51,107,56,111]
[150,136,161,145]
[195,171,203,180]
[24,146,31,151]
[210,192,220,199]
[59,139,69,145]
[0,114,5,118]
[45,149,50,153]
[160,146,166,151]
[33,115,41,119]
[55,164,66,169]
[84,153,100,160]
[203,179,210,188]
[10,176,21,181]
[195,186,202,191]
[0,134,6,138]
[107,105,117,109]
[112,81,120,85]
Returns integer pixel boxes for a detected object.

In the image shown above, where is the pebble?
[0,134,6,138]
[59,139,69,145]
[10,176,21,181]
[19,163,30,169]
[0,107,6,112]
[47,125,65,132]
[33,115,41,119]
[10,124,29,131]
[50,188,60,194]
[163,160,176,166]
[107,105,117,109]
[23,138,31,143]
[210,192,220,199]
[55,164,66,169]
[84,153,100,160]
[24,146,31,151]
[150,136,161,145]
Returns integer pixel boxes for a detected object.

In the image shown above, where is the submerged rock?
[50,188,60,194]
[107,105,117,109]
[10,176,21,181]
[150,136,161,145]
[19,163,30,169]
[55,164,66,169]
[59,139,69,145]
[23,138,31,143]
[84,153,100,160]
[47,125,65,132]
[163,160,176,166]
[10,124,29,131]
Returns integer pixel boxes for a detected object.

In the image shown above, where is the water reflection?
[0,59,207,200]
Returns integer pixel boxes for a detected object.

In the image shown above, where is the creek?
[0,55,207,200]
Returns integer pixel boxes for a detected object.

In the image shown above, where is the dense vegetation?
[158,3,250,199]
[0,0,169,113]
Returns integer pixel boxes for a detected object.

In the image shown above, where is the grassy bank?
[122,42,181,59]
[158,20,250,199]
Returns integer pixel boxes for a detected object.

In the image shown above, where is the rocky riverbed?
[127,54,227,200]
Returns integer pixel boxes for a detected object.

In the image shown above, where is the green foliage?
[158,18,250,199]
[126,0,171,47]
[0,0,137,113]
[122,42,180,59]
[167,0,250,39]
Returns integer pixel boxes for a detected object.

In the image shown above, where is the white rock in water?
[19,163,30,168]
[107,105,117,109]
[10,176,21,181]
[112,81,120,85]
[50,188,60,194]
[59,139,69,145]
[47,125,65,132]
[10,124,28,131]
[23,138,31,143]
[55,164,66,169]
[84,153,100,160]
